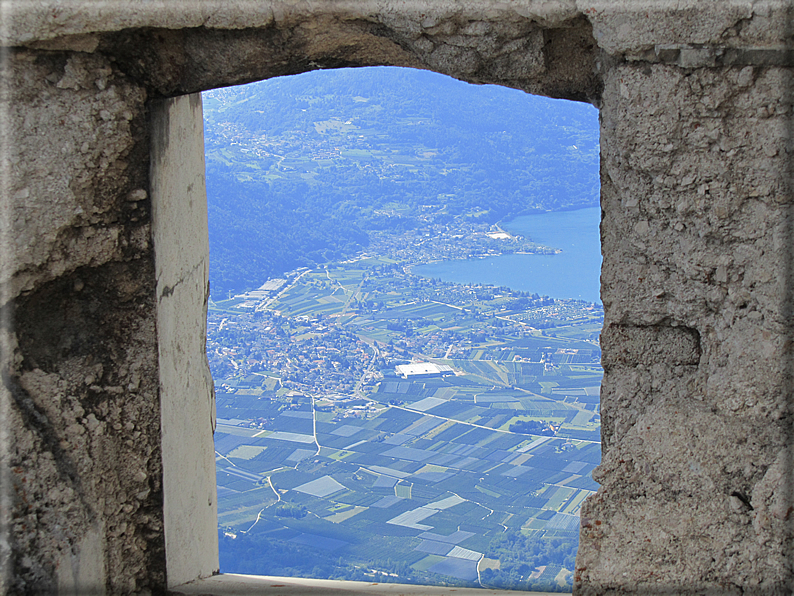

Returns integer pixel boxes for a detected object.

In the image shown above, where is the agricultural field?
[209,258,601,590]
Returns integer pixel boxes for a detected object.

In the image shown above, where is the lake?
[412,206,602,303]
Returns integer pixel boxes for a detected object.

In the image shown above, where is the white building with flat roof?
[395,362,454,378]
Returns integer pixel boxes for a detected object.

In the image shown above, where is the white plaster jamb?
[150,93,219,587]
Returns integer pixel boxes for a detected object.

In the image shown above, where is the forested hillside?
[203,67,599,299]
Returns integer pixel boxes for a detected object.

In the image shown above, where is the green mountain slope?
[203,66,599,299]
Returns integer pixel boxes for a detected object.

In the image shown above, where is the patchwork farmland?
[209,257,602,590]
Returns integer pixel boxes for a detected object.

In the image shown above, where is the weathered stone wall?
[1,2,791,594]
[579,59,794,594]
[0,49,166,593]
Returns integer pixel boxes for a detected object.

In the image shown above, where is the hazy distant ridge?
[203,67,599,298]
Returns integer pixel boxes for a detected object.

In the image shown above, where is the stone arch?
[98,8,600,102]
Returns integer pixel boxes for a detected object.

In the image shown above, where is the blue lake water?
[413,207,602,303]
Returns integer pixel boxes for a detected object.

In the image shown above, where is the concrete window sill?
[170,574,560,596]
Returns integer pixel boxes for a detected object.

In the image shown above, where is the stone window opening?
[198,67,601,591]
[6,5,792,595]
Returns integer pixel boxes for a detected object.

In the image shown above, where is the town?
[207,258,602,401]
